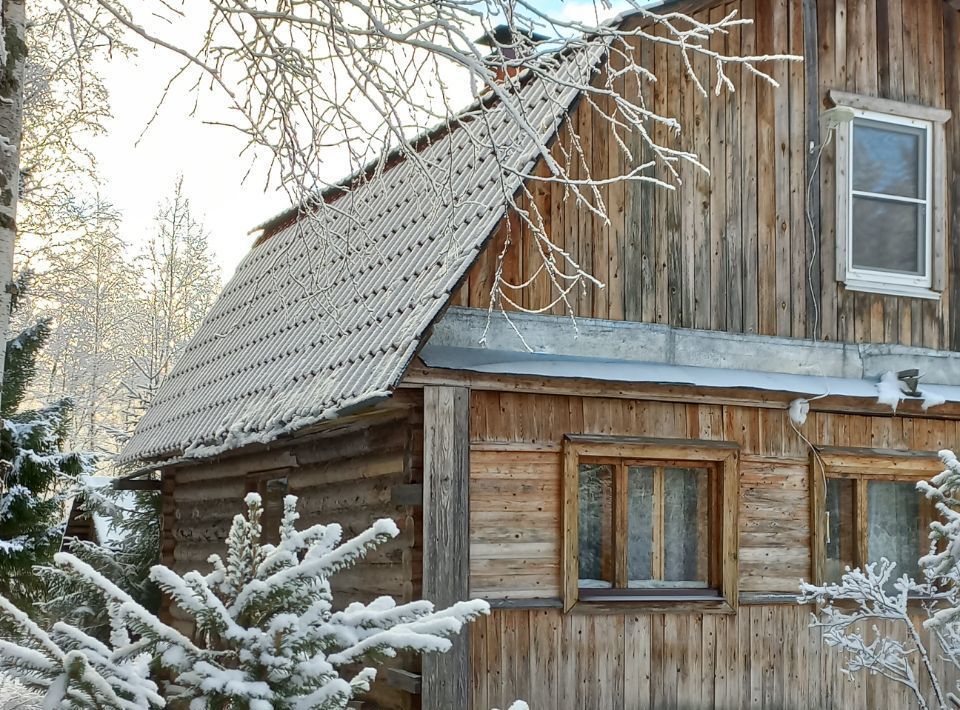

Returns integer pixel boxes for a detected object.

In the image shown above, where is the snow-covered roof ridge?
[120,46,600,464]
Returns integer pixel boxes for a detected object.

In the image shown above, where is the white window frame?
[830,90,951,300]
[845,110,933,292]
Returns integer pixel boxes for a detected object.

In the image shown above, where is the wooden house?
[121,0,960,707]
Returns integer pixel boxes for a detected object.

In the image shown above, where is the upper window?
[830,90,951,300]
[811,447,940,587]
[849,113,931,283]
[562,435,739,613]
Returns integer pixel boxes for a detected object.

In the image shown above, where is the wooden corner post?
[422,386,470,710]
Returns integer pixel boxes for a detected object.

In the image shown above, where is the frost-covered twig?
[56,0,798,328]
[800,560,946,709]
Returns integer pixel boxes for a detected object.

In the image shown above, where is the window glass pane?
[261,477,288,545]
[663,467,709,586]
[626,466,654,585]
[852,118,925,198]
[825,478,856,583]
[578,464,614,588]
[851,196,925,275]
[867,480,922,584]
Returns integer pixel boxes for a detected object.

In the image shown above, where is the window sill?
[570,596,735,615]
[842,278,940,300]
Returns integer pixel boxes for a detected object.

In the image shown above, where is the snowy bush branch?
[0,492,489,708]
[799,561,949,710]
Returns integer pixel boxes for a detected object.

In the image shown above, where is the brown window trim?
[809,446,942,585]
[562,435,739,615]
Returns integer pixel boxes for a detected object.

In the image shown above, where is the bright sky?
[88,1,635,280]
[89,53,287,279]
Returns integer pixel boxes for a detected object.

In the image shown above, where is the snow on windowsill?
[843,277,940,301]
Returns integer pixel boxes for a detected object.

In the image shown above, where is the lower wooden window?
[812,448,941,586]
[563,436,739,613]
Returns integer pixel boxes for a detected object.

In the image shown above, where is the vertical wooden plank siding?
[945,5,960,347]
[466,388,957,709]
[454,0,955,349]
[741,0,761,335]
[471,609,949,709]
[422,386,471,710]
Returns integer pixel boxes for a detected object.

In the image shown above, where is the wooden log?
[384,668,422,695]
[113,478,162,491]
[421,386,470,710]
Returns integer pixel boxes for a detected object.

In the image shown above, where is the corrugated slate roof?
[120,47,600,463]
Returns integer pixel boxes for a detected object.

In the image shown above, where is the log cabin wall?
[467,388,959,708]
[449,0,960,350]
[159,394,424,710]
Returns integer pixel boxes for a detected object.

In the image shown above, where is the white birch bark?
[0,0,26,409]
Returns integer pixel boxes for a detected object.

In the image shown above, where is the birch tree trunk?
[0,0,26,411]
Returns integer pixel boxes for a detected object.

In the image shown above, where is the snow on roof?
[120,47,600,464]
[419,344,960,409]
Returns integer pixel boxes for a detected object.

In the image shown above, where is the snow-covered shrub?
[800,449,960,709]
[0,492,489,708]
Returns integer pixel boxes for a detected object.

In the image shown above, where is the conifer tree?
[0,276,92,609]
[0,493,488,709]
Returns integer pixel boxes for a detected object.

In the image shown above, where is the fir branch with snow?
[0,675,42,709]
[0,492,489,708]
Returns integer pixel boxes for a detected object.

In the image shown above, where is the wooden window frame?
[829,90,952,300]
[562,435,739,614]
[809,446,942,585]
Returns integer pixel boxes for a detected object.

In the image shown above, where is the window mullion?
[856,477,868,568]
[653,467,665,581]
[850,189,927,205]
[614,462,628,589]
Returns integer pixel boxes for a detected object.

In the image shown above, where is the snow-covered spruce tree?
[0,492,489,708]
[37,477,161,639]
[799,449,960,710]
[0,283,92,610]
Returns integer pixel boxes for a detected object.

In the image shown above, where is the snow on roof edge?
[418,344,960,409]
